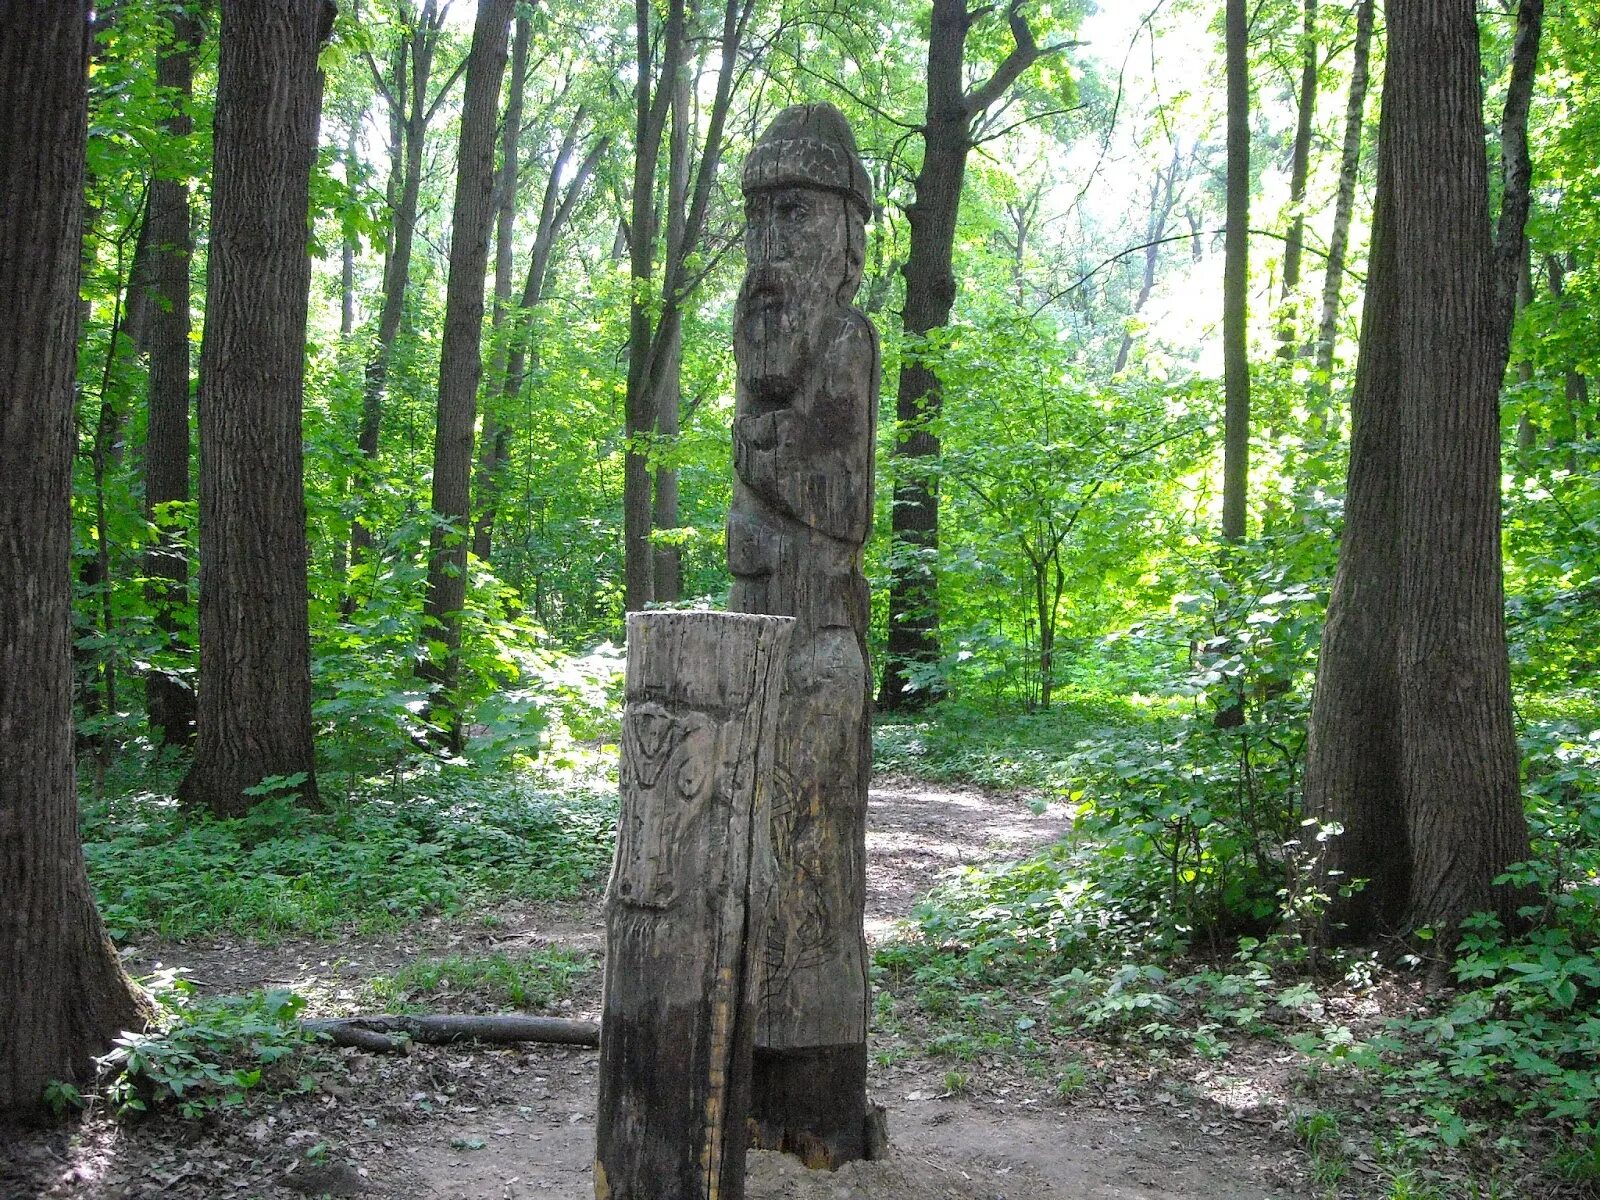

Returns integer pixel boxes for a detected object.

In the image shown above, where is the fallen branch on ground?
[304,1013,600,1053]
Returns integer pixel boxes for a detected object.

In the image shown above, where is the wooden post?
[595,611,793,1200]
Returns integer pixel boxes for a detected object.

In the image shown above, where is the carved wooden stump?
[594,611,793,1200]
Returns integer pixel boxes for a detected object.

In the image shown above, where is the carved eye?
[778,196,810,220]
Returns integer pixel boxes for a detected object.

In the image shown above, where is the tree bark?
[595,612,793,1200]
[418,0,514,747]
[0,0,152,1119]
[1304,0,1538,946]
[178,0,332,816]
[880,0,1064,709]
[1221,0,1251,542]
[1312,0,1375,413]
[144,5,201,750]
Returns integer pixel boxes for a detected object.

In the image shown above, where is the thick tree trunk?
[418,0,514,747]
[179,0,331,816]
[0,0,152,1120]
[1277,0,1316,357]
[1304,0,1537,946]
[880,0,1061,708]
[1221,0,1250,542]
[1312,0,1376,411]
[595,612,793,1200]
[144,7,200,749]
[878,0,968,711]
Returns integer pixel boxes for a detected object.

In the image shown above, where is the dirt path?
[3,779,1312,1200]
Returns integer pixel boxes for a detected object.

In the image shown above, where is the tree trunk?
[476,118,606,564]
[651,64,692,605]
[1221,0,1250,542]
[1114,146,1182,375]
[623,0,683,614]
[623,0,750,615]
[470,11,528,567]
[144,6,201,750]
[1304,0,1538,946]
[1312,0,1376,412]
[0,0,152,1120]
[880,0,1062,708]
[178,0,332,817]
[418,0,514,748]
[351,0,454,570]
[1277,0,1316,357]
[595,612,793,1200]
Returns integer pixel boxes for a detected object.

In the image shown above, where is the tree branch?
[964,1,1080,119]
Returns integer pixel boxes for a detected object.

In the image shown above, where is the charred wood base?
[748,1044,884,1169]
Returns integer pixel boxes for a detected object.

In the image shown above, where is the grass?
[361,948,595,1013]
[81,769,617,941]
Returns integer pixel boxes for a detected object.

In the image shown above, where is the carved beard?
[736,269,833,401]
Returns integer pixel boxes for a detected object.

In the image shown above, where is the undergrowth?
[872,696,1600,1197]
[88,976,330,1120]
[81,770,617,941]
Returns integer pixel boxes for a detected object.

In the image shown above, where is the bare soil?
[2,780,1314,1200]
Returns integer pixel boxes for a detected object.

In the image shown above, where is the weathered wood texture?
[728,103,879,1167]
[595,611,793,1200]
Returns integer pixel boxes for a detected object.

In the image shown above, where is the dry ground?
[2,779,1314,1200]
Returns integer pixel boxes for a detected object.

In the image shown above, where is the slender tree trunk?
[470,12,528,567]
[1277,0,1316,357]
[1221,0,1250,542]
[178,0,332,816]
[418,0,514,748]
[1114,147,1181,375]
[623,0,682,614]
[623,0,750,615]
[351,0,453,569]
[144,6,200,749]
[1312,0,1376,412]
[0,0,152,1119]
[1304,0,1539,946]
[478,123,607,563]
[652,65,691,605]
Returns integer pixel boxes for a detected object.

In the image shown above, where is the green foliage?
[362,948,595,1013]
[99,979,324,1120]
[81,771,617,941]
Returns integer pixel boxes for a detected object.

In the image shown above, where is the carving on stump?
[727,102,880,1167]
[595,611,793,1200]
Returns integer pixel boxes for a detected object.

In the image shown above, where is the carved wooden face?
[736,186,859,397]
